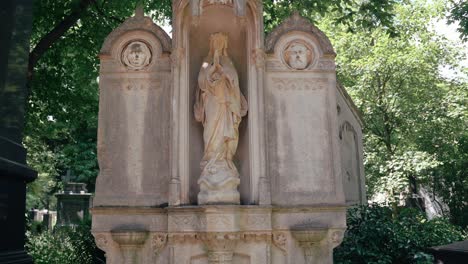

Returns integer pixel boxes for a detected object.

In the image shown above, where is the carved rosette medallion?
[121,41,152,70]
[282,40,313,70]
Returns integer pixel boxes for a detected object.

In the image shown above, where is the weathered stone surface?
[336,83,366,205]
[93,10,172,207]
[92,2,364,263]
[265,25,344,206]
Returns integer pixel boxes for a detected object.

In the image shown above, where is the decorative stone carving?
[121,41,152,70]
[111,230,149,264]
[99,9,171,55]
[194,32,248,205]
[191,0,246,18]
[291,228,329,264]
[329,229,345,248]
[282,40,313,70]
[199,232,240,264]
[272,78,328,91]
[241,232,272,242]
[94,234,109,252]
[272,232,287,255]
[152,233,168,256]
[265,11,335,56]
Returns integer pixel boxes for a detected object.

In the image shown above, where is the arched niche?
[339,121,362,204]
[171,0,265,205]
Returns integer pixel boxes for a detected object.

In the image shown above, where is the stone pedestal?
[55,182,92,227]
[92,1,365,263]
[92,206,346,264]
[0,0,36,263]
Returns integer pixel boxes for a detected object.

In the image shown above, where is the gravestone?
[0,0,36,263]
[91,1,365,263]
[56,181,92,227]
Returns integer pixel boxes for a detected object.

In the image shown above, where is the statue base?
[198,160,241,205]
[91,205,347,264]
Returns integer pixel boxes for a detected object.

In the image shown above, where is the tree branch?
[28,0,95,83]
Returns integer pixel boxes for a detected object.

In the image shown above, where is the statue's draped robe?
[194,55,247,170]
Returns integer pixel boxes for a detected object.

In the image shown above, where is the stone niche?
[91,1,365,264]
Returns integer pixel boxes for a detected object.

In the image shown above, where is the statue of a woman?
[194,32,248,204]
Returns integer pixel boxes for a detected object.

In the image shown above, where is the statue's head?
[122,41,151,70]
[283,41,312,70]
[208,32,229,57]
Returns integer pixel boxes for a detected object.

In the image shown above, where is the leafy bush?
[334,204,467,264]
[26,220,97,264]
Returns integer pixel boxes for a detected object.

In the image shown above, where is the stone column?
[0,0,36,263]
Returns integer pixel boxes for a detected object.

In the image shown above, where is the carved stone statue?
[194,32,248,204]
[121,41,151,70]
[283,40,312,70]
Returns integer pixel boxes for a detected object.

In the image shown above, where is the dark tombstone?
[0,0,36,263]
[429,240,468,264]
[55,179,92,227]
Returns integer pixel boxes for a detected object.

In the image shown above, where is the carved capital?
[199,232,240,264]
[291,228,328,264]
[111,230,148,264]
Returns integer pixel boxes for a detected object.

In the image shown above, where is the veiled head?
[208,32,229,58]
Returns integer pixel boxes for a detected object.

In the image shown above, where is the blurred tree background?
[25,0,466,231]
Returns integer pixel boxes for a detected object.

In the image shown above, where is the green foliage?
[26,220,97,264]
[448,1,468,42]
[334,204,467,264]
[25,0,398,209]
[319,0,468,226]
[263,0,396,33]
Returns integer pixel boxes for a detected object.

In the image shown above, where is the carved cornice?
[265,11,335,56]
[100,13,171,55]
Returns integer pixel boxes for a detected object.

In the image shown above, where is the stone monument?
[91,1,365,263]
[55,182,92,227]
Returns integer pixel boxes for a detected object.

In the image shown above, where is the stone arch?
[339,121,363,204]
[100,13,171,56]
[265,11,335,57]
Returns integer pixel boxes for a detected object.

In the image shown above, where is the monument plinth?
[92,1,366,263]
